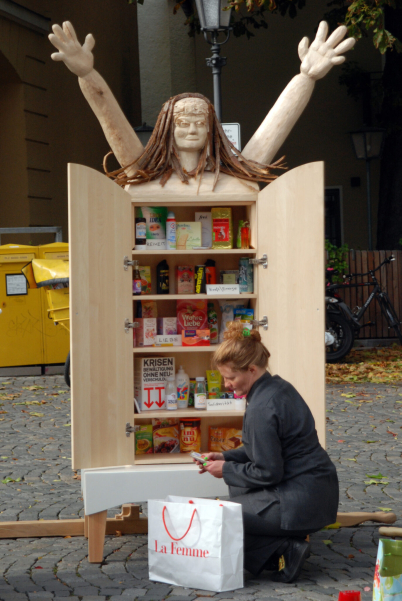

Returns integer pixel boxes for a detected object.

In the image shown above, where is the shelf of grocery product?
[134,454,196,465]
[132,249,256,255]
[134,408,245,419]
[133,346,218,354]
[132,294,257,300]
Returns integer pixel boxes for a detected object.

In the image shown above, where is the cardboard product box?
[176,299,208,334]
[134,356,175,411]
[139,266,152,294]
[176,222,202,250]
[182,329,210,347]
[209,427,243,452]
[195,212,212,247]
[135,318,157,347]
[176,266,195,294]
[157,317,177,336]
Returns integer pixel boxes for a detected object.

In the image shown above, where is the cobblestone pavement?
[0,376,401,601]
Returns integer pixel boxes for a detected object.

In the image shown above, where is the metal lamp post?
[350,126,385,250]
[195,0,232,122]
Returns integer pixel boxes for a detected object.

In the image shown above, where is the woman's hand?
[204,460,224,479]
[193,452,224,474]
[49,22,95,78]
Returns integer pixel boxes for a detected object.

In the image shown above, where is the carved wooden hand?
[49,22,95,78]
[299,22,356,81]
[243,21,356,165]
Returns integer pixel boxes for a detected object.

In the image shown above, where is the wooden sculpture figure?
[49,21,355,193]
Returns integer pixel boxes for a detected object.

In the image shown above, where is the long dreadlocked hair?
[103,92,286,192]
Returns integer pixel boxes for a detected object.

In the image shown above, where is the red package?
[176,300,208,334]
[182,329,210,346]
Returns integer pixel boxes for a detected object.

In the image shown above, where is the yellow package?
[209,427,243,452]
[206,370,222,394]
[153,419,180,453]
[212,207,233,249]
[135,424,153,454]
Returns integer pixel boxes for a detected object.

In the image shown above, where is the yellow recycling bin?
[37,243,69,365]
[0,244,43,367]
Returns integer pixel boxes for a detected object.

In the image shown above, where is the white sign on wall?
[6,274,27,296]
[222,123,241,152]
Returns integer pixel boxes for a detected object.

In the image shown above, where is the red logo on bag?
[156,505,210,558]
[155,540,209,558]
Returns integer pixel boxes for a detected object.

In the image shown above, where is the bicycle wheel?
[378,293,402,344]
[326,312,355,362]
[64,351,70,388]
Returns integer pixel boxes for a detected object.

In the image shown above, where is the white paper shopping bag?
[148,495,244,592]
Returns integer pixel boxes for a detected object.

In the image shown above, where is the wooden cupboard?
[69,161,325,471]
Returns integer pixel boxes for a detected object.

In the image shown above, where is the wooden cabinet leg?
[87,510,107,563]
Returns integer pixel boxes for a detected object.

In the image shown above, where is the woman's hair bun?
[223,320,262,343]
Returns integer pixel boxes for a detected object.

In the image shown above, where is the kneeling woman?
[197,321,338,582]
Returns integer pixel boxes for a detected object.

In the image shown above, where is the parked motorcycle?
[325,268,355,362]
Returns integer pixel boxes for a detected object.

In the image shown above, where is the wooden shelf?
[132,249,256,255]
[132,294,256,300]
[131,199,256,207]
[133,346,217,353]
[134,408,245,419]
[134,454,194,465]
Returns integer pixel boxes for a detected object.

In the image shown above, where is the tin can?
[179,418,201,453]
[195,265,206,294]
[239,257,254,293]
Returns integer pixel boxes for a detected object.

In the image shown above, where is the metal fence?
[335,250,402,340]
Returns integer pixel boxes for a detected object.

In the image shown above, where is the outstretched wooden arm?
[243,22,356,165]
[49,21,143,175]
[78,70,143,174]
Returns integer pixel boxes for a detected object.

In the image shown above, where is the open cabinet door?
[68,164,134,469]
[257,162,326,446]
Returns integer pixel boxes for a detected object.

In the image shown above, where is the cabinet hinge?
[126,422,135,437]
[251,315,268,330]
[125,319,139,333]
[249,254,267,269]
[124,255,135,270]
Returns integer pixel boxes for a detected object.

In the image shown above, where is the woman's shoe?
[271,539,310,583]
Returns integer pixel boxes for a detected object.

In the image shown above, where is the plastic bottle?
[132,260,142,295]
[166,211,176,250]
[205,259,216,285]
[207,302,218,344]
[135,217,146,250]
[156,259,169,294]
[194,377,207,410]
[176,366,190,409]
[165,375,178,410]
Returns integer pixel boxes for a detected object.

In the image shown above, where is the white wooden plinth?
[81,463,228,516]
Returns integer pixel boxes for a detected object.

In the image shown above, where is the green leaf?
[2,477,21,484]
[364,479,388,485]
[366,473,387,479]
[378,507,393,512]
[322,539,333,545]
[29,412,44,417]
[63,423,71,427]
